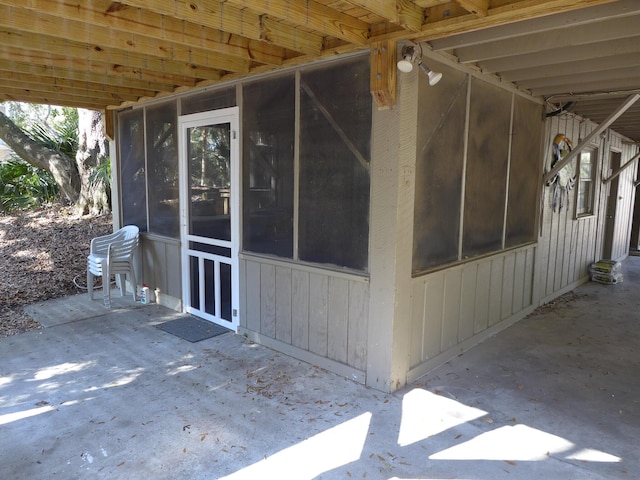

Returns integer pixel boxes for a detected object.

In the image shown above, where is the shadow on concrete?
[1,260,639,479]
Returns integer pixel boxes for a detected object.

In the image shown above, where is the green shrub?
[0,157,58,211]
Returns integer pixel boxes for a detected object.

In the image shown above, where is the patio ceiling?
[1,1,639,142]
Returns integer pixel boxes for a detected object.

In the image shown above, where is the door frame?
[178,107,241,331]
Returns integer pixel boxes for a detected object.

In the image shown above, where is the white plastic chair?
[87,225,139,308]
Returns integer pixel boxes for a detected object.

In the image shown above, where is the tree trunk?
[74,109,111,215]
[0,110,80,203]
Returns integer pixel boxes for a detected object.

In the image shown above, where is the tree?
[0,104,110,215]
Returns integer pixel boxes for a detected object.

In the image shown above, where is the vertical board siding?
[459,266,477,342]
[423,273,445,361]
[260,264,276,337]
[410,245,536,368]
[308,273,329,357]
[291,269,310,350]
[140,236,181,299]
[441,270,462,351]
[275,266,292,343]
[241,258,369,372]
[347,281,369,371]
[327,277,349,364]
[501,253,516,320]
[474,262,491,334]
[245,261,261,332]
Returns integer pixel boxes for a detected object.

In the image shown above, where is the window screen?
[118,108,147,231]
[181,87,236,115]
[505,96,542,247]
[298,57,371,271]
[242,75,295,257]
[462,79,511,258]
[146,101,179,238]
[413,64,468,272]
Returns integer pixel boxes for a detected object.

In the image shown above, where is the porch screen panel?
[299,57,371,271]
[462,79,511,258]
[146,101,179,238]
[505,96,542,247]
[413,64,468,273]
[242,74,295,258]
[182,87,236,115]
[118,108,147,231]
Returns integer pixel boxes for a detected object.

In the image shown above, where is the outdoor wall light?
[397,44,443,86]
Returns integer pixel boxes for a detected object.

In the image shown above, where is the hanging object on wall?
[547,133,575,212]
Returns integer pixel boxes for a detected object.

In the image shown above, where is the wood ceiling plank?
[501,53,640,83]
[429,0,640,50]
[1,0,285,67]
[480,37,640,72]
[454,14,640,63]
[225,0,370,44]
[414,0,618,42]
[0,78,139,103]
[0,87,111,110]
[260,17,324,56]
[0,46,198,89]
[453,0,489,16]
[0,69,154,100]
[0,58,177,94]
[0,4,250,74]
[345,0,424,31]
[0,28,223,81]
[117,0,322,54]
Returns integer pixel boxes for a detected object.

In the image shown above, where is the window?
[413,67,542,274]
[242,75,295,258]
[118,108,147,231]
[576,149,596,216]
[146,101,179,237]
[299,58,371,271]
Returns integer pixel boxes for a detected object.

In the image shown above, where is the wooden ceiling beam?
[0,0,284,67]
[0,28,223,82]
[0,88,109,110]
[0,79,140,104]
[375,0,619,43]
[0,71,152,102]
[224,0,370,44]
[346,0,424,32]
[0,58,174,94]
[0,5,250,74]
[0,46,199,89]
[117,0,323,54]
[453,0,489,16]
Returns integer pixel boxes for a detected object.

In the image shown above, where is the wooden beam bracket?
[370,40,397,110]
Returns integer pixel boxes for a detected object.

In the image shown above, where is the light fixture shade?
[427,70,443,86]
[397,57,414,73]
[397,45,416,72]
[418,62,443,86]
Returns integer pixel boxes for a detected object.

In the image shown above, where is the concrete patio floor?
[1,258,639,479]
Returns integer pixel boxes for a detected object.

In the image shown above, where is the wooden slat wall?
[538,115,600,301]
[239,256,370,378]
[408,244,536,374]
[139,234,182,308]
[537,115,638,303]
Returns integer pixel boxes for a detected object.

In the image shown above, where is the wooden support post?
[370,40,397,110]
[103,109,114,141]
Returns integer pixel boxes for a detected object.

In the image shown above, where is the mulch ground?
[0,205,112,337]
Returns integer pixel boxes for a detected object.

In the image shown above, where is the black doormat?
[156,316,231,342]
